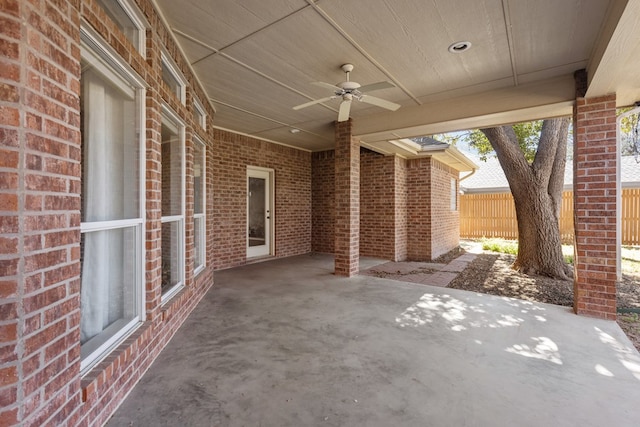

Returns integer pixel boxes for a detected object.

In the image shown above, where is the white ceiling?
[153,0,640,154]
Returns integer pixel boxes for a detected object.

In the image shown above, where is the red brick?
[0,237,18,254]
[22,352,41,379]
[24,313,41,336]
[24,214,68,232]
[0,193,18,211]
[23,284,66,313]
[26,133,69,158]
[24,249,67,274]
[0,258,18,277]
[0,82,19,102]
[0,149,19,168]
[0,281,17,298]
[25,173,68,192]
[0,323,17,342]
[24,319,66,357]
[0,385,17,407]
[0,39,19,60]
[0,408,18,427]
[0,366,17,387]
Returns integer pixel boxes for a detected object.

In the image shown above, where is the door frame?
[246,166,274,258]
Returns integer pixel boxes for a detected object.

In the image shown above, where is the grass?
[480,238,518,255]
[622,246,640,275]
[477,238,640,275]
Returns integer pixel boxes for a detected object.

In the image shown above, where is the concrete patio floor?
[107,253,640,427]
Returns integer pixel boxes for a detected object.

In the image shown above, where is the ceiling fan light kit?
[293,63,401,122]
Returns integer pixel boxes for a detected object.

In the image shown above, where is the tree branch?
[481,126,532,194]
[547,118,570,217]
[532,118,568,185]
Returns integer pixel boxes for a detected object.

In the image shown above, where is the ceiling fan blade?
[360,95,401,111]
[337,100,352,122]
[293,96,335,110]
[358,81,396,93]
[311,81,342,91]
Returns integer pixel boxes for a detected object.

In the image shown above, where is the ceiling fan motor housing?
[338,81,361,91]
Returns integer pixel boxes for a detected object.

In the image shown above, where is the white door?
[247,168,273,258]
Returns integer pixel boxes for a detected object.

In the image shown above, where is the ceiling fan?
[293,64,401,122]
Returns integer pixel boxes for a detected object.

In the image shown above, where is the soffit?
[154,0,636,155]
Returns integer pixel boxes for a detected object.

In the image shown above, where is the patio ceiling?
[153,0,640,154]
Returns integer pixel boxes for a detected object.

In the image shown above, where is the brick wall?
[1,0,218,425]
[573,93,618,319]
[1,0,83,424]
[311,150,335,254]
[430,160,460,259]
[360,149,398,260]
[312,149,458,263]
[406,157,459,260]
[211,130,312,270]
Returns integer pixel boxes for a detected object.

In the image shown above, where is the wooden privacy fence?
[460,188,640,245]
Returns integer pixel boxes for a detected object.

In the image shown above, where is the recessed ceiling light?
[448,41,472,54]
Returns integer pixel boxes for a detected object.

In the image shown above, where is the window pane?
[162,61,181,99]
[80,227,138,356]
[96,0,140,49]
[193,108,204,129]
[248,177,266,247]
[451,178,457,211]
[193,142,204,215]
[81,59,140,222]
[193,99,206,129]
[161,119,183,216]
[162,220,182,294]
[193,139,205,273]
[194,215,205,271]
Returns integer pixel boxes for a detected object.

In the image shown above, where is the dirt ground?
[446,246,640,352]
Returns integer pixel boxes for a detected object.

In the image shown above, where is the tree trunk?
[511,184,570,279]
[481,118,572,280]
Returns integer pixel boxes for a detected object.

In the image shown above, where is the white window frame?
[96,0,147,54]
[79,26,146,376]
[193,97,207,131]
[161,105,186,304]
[451,177,458,211]
[161,48,187,105]
[193,136,206,276]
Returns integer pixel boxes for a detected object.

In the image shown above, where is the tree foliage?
[619,109,640,159]
[429,120,576,162]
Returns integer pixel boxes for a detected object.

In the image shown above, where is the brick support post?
[407,158,433,260]
[573,74,618,319]
[334,120,359,276]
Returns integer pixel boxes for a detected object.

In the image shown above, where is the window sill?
[161,284,189,321]
[81,321,152,402]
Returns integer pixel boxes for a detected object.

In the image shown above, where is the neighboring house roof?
[461,156,640,193]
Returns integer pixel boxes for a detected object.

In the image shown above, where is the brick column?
[407,158,433,260]
[573,71,618,319]
[334,120,359,276]
[0,1,82,424]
